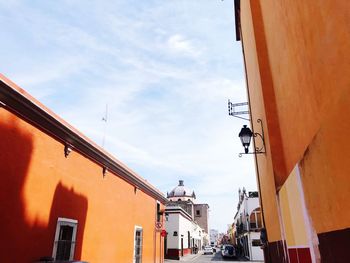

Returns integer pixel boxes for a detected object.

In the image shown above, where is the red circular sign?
[161,230,167,237]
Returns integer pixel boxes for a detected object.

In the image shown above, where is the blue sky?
[0,0,256,232]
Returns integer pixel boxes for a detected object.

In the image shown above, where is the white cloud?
[167,34,202,57]
[13,55,88,87]
[0,0,257,233]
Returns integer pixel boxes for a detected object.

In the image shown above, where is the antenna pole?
[102,104,108,148]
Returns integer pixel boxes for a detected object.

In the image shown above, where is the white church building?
[164,180,209,259]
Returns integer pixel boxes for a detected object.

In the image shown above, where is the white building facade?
[233,188,264,261]
[164,180,209,259]
[210,229,219,246]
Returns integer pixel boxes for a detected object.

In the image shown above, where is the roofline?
[168,195,195,198]
[165,207,193,221]
[0,74,167,204]
[194,203,209,207]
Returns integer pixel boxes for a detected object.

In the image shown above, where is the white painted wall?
[165,208,204,251]
[234,194,264,261]
[249,232,264,261]
[178,214,203,247]
[247,197,260,215]
[165,212,180,249]
[178,215,193,249]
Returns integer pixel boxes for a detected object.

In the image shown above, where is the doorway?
[181,237,184,256]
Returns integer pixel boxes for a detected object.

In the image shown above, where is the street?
[191,251,244,262]
[165,250,264,263]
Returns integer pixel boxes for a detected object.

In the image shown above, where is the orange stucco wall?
[240,0,350,238]
[240,0,283,243]
[0,108,164,262]
[249,0,350,186]
[299,93,350,234]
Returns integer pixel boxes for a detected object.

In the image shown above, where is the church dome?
[167,180,196,201]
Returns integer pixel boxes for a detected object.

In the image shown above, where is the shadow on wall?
[0,115,88,262]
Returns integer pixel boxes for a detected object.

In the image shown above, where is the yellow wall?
[279,167,308,247]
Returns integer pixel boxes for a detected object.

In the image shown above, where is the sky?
[0,0,257,232]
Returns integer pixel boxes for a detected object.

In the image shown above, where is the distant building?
[221,234,230,245]
[194,203,209,234]
[233,188,264,261]
[210,229,219,245]
[217,232,226,245]
[0,75,167,262]
[165,180,209,259]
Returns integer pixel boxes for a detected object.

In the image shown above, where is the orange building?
[0,74,167,263]
[234,0,350,262]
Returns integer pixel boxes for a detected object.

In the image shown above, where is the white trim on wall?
[133,225,143,263]
[275,194,290,262]
[52,217,78,261]
[57,217,78,224]
[295,165,321,263]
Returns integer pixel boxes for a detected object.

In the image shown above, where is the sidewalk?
[164,252,201,262]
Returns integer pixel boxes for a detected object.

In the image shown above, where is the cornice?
[0,76,167,204]
[165,207,193,221]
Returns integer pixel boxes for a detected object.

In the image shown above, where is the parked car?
[203,246,214,255]
[221,244,236,258]
[221,244,226,251]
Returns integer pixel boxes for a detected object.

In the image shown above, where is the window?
[249,208,262,229]
[156,202,161,222]
[248,191,259,198]
[252,239,261,246]
[134,226,143,263]
[196,210,201,216]
[52,218,77,261]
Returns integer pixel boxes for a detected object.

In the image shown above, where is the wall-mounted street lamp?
[64,144,73,158]
[102,167,108,178]
[239,125,253,153]
[238,119,266,157]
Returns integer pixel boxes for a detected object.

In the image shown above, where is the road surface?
[165,249,264,262]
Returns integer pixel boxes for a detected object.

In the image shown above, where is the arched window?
[249,208,262,229]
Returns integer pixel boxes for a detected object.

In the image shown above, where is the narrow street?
[165,250,263,263]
